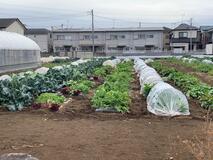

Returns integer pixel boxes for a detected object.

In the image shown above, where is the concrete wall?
[5,21,25,35]
[206,44,213,54]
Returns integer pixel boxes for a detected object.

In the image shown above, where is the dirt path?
[0,70,212,160]
[0,113,208,160]
[160,60,213,86]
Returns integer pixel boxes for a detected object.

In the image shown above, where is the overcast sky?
[0,0,213,29]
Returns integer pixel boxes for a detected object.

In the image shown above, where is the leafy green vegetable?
[0,58,108,111]
[92,61,133,113]
[143,83,154,97]
[150,61,213,109]
[35,93,65,104]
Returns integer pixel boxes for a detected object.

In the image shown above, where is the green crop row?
[166,58,213,75]
[150,61,213,109]
[92,61,133,113]
[0,58,107,111]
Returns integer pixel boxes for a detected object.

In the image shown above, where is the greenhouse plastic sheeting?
[0,31,40,50]
[147,82,190,116]
[35,67,49,75]
[0,75,12,81]
[140,75,163,93]
[145,59,154,64]
[103,59,121,67]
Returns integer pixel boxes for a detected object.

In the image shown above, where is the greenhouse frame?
[0,31,41,74]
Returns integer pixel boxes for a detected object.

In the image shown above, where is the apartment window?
[138,34,146,39]
[110,35,118,40]
[57,35,65,40]
[55,47,64,51]
[93,35,98,39]
[83,35,90,40]
[65,36,72,40]
[179,32,188,38]
[135,46,145,51]
[147,34,154,38]
[119,35,126,39]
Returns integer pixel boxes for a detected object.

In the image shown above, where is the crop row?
[0,58,107,111]
[150,61,213,109]
[92,60,133,113]
[165,57,213,75]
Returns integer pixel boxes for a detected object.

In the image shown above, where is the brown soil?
[160,60,213,86]
[0,73,212,160]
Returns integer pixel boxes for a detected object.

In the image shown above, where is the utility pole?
[91,9,95,57]
[190,18,193,53]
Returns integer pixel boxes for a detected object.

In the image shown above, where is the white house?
[170,23,202,53]
[0,18,26,35]
[25,28,52,53]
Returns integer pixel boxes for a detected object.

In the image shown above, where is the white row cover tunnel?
[134,58,190,117]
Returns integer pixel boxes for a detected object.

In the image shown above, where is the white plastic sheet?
[202,59,213,64]
[0,75,12,81]
[35,67,49,75]
[103,59,121,67]
[147,82,190,116]
[145,59,154,64]
[134,58,190,117]
[0,31,40,50]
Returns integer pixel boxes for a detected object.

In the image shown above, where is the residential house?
[0,18,26,35]
[200,26,213,49]
[204,28,213,54]
[25,28,52,53]
[52,27,170,57]
[170,23,202,53]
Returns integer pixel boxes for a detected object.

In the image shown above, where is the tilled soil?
[160,60,213,86]
[0,73,212,160]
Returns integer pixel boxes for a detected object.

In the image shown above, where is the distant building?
[25,28,52,53]
[0,18,26,35]
[200,26,213,49]
[170,23,202,53]
[52,27,170,57]
[203,28,213,54]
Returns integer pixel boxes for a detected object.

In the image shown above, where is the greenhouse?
[0,31,41,74]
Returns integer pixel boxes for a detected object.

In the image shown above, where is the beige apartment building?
[52,27,170,56]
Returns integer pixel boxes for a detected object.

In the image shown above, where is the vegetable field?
[0,57,212,160]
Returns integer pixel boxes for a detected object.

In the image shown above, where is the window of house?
[138,34,146,39]
[110,35,118,40]
[147,34,154,38]
[57,35,65,40]
[93,35,98,39]
[83,35,90,40]
[65,36,72,40]
[179,32,188,38]
[119,35,125,39]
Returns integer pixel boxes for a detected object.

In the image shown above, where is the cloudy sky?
[0,0,213,29]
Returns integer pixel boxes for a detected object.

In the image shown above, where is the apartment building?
[25,28,52,53]
[52,27,169,56]
[170,23,202,53]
